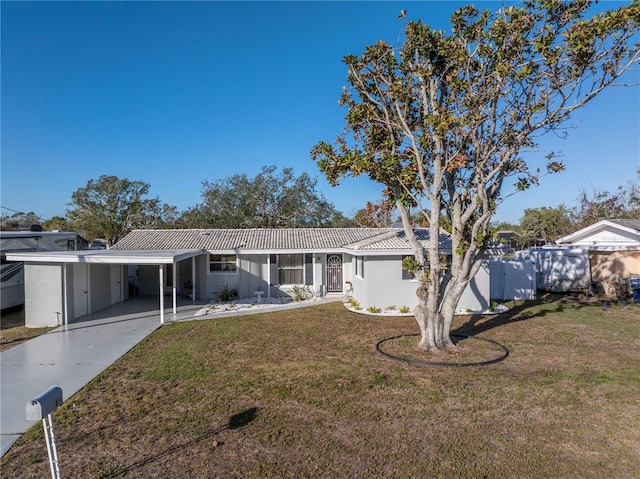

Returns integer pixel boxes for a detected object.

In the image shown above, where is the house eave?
[342,247,453,256]
[231,248,350,255]
[5,249,205,265]
[585,245,640,252]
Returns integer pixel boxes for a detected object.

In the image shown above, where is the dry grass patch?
[1,307,55,352]
[0,326,55,352]
[2,299,639,478]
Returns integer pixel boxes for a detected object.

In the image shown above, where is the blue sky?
[2,0,638,225]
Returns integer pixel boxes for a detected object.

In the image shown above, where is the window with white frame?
[209,254,237,273]
[278,254,304,284]
[401,255,415,280]
[355,256,364,278]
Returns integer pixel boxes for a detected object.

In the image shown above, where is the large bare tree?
[313,1,639,352]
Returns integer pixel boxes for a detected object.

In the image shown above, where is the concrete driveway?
[1,295,341,457]
[0,297,206,457]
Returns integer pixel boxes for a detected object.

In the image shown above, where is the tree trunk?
[436,294,459,351]
[413,283,460,353]
[414,285,437,352]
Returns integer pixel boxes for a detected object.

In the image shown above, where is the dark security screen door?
[326,254,343,292]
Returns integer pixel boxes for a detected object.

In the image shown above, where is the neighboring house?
[6,227,493,327]
[0,231,87,310]
[493,230,520,250]
[556,219,640,293]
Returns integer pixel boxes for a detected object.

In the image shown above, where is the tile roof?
[609,219,640,232]
[114,228,394,251]
[113,228,452,252]
[346,228,452,251]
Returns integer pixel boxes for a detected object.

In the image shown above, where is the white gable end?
[570,228,640,246]
[557,220,640,248]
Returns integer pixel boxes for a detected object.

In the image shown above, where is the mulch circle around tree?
[376,333,509,368]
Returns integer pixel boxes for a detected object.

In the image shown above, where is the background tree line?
[493,169,640,248]
[4,167,638,248]
[2,167,354,247]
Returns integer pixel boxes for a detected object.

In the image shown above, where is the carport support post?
[62,264,68,326]
[267,254,271,300]
[192,256,196,303]
[159,265,165,324]
[172,261,177,315]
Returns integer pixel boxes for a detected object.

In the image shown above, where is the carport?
[5,248,205,326]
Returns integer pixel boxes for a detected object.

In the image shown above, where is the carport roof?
[5,248,205,265]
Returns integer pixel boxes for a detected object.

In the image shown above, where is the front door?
[73,263,89,319]
[326,254,343,292]
[110,264,123,304]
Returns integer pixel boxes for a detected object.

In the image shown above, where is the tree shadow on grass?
[452,293,591,338]
[228,407,259,429]
[100,407,259,478]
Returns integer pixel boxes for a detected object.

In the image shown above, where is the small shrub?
[217,284,238,302]
[399,305,411,314]
[290,285,312,302]
[348,298,362,310]
[367,305,380,314]
[384,305,396,312]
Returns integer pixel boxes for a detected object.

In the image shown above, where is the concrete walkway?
[1,295,343,457]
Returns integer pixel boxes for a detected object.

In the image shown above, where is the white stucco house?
[6,227,492,327]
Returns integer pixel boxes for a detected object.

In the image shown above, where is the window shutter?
[305,253,313,286]
[269,254,278,285]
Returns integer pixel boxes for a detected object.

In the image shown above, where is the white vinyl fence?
[490,260,537,300]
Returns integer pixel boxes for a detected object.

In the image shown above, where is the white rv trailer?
[1,231,86,309]
[514,247,591,293]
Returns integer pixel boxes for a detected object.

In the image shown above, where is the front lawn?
[2,298,639,478]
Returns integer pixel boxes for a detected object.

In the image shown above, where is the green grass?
[2,299,640,478]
